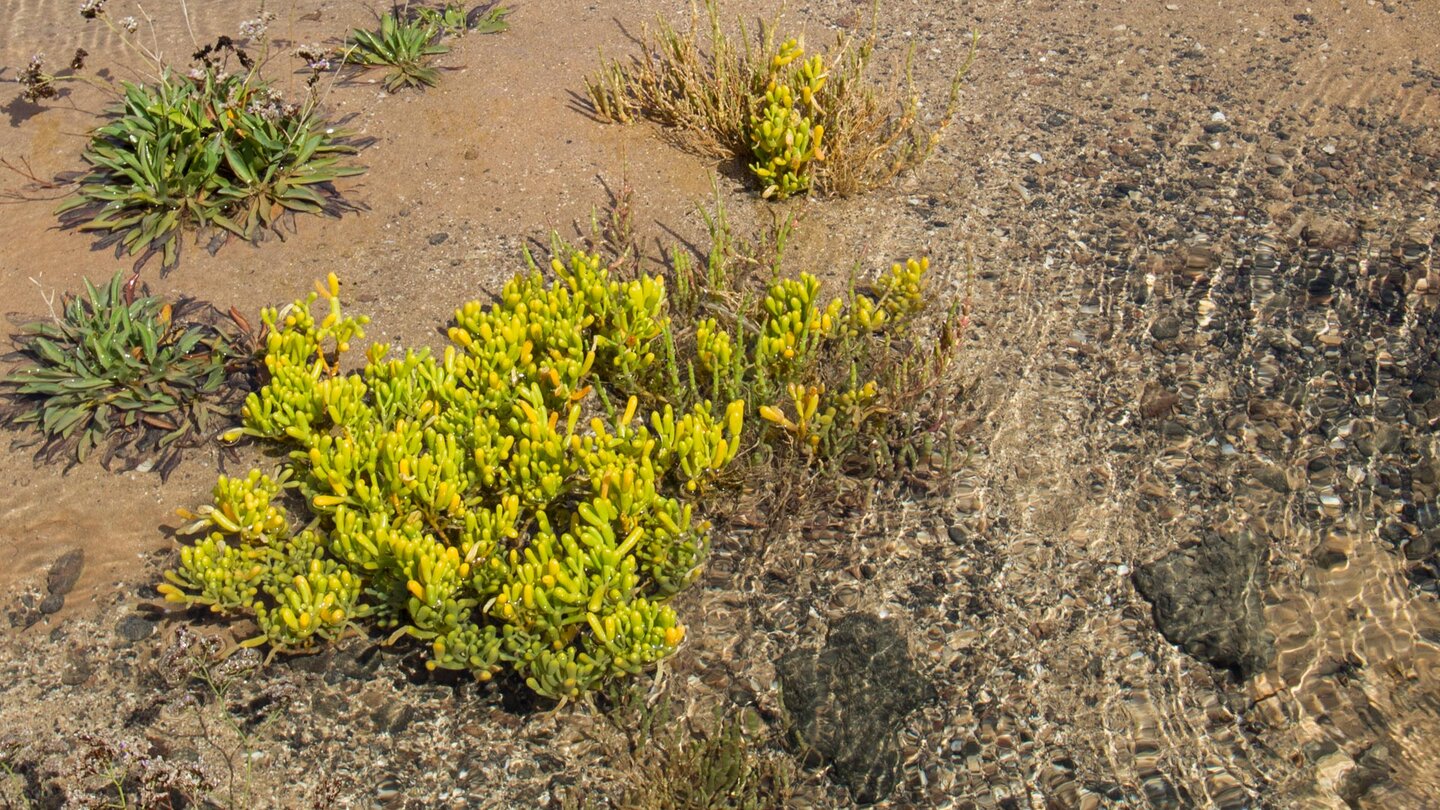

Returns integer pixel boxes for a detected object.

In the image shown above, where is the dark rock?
[1140,384,1181,419]
[1338,741,1393,806]
[311,691,350,719]
[1133,523,1274,678]
[287,648,334,675]
[427,232,450,246]
[46,549,84,596]
[8,607,40,629]
[38,594,64,615]
[324,641,383,684]
[1253,463,1291,494]
[115,614,157,643]
[1150,316,1181,340]
[777,614,933,804]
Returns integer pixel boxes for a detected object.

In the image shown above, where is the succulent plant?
[748,40,828,199]
[686,258,934,458]
[161,261,744,702]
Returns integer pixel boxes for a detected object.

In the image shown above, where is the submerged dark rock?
[777,613,933,804]
[1133,524,1275,679]
[46,549,84,598]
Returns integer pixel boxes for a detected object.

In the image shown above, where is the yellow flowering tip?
[711,438,729,469]
[327,272,340,297]
[758,405,788,425]
[425,660,437,671]
[406,580,425,601]
[313,494,346,508]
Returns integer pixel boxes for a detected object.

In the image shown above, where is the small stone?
[1150,316,1181,340]
[39,594,64,615]
[374,702,417,735]
[375,776,404,804]
[116,614,157,643]
[427,232,450,246]
[1301,216,1356,249]
[1140,385,1181,419]
[47,549,85,597]
[1253,464,1291,494]
[8,593,41,629]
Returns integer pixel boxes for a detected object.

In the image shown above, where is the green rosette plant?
[0,272,257,476]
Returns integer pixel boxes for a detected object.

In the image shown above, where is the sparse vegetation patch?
[585,0,977,198]
[344,2,511,92]
[18,3,366,271]
[155,200,964,701]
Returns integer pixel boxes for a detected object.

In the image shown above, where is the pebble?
[1150,316,1181,340]
[115,614,157,643]
[46,549,84,597]
[375,776,404,804]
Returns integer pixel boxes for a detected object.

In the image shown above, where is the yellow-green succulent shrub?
[748,39,827,199]
[670,248,934,458]
[847,256,930,334]
[160,259,744,702]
